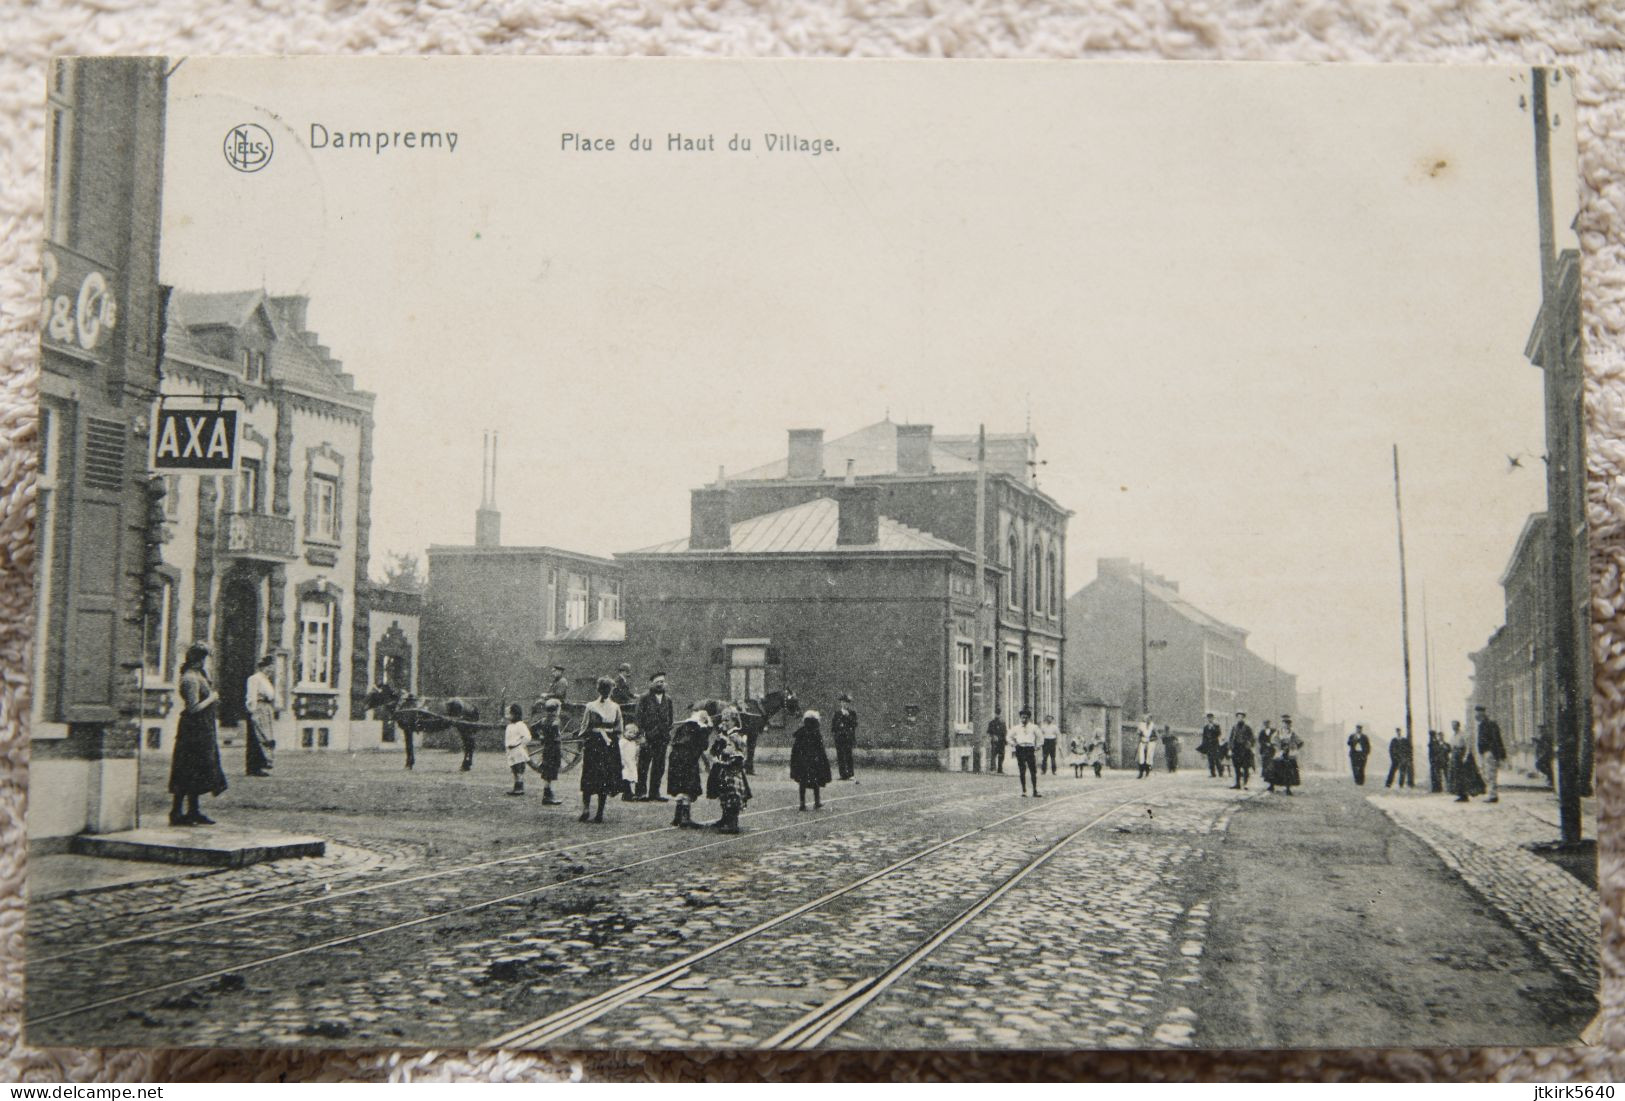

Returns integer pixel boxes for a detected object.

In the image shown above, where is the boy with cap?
[832,693,859,782]
[1009,709,1043,797]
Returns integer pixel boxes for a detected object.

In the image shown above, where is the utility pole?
[1394,445,1415,760]
[1423,585,1436,736]
[973,424,987,772]
[1140,563,1150,717]
[1532,66,1584,844]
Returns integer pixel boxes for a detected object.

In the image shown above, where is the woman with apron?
[578,677,624,823]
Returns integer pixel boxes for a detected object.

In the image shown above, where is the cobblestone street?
[24,753,1598,1050]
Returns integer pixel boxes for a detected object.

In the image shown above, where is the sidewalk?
[1366,786,1599,990]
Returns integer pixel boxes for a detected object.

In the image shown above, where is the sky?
[156,58,1580,729]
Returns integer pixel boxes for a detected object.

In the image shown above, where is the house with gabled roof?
[147,289,403,759]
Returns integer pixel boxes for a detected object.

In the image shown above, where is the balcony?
[220,511,297,560]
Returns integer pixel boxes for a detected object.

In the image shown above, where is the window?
[237,457,263,514]
[728,644,769,704]
[1031,543,1043,612]
[955,641,974,727]
[163,474,181,519]
[309,474,338,540]
[596,578,621,621]
[1043,657,1058,719]
[544,567,558,636]
[299,599,334,687]
[1005,533,1020,609]
[45,61,75,244]
[1047,549,1059,616]
[241,349,253,376]
[143,575,173,680]
[565,572,589,630]
[1005,650,1020,716]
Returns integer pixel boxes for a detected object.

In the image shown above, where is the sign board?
[151,406,240,472]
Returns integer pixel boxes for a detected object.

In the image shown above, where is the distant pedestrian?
[1450,719,1484,802]
[546,665,570,704]
[1162,727,1180,773]
[635,673,674,801]
[1229,712,1255,790]
[1067,733,1088,778]
[1534,725,1554,788]
[168,643,227,827]
[1087,735,1106,778]
[1135,715,1157,780]
[1040,714,1061,775]
[1384,728,1414,789]
[1257,720,1277,789]
[790,711,833,810]
[1199,714,1223,777]
[610,663,637,709]
[529,698,564,805]
[1268,716,1302,795]
[1009,708,1043,796]
[832,694,859,782]
[578,677,624,823]
[1347,724,1371,786]
[1427,729,1449,793]
[987,710,1008,774]
[244,654,277,777]
[666,708,711,828]
[1476,706,1506,804]
[504,703,530,796]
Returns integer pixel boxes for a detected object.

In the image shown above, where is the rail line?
[25,782,1019,1029]
[30,781,931,965]
[492,786,1152,1049]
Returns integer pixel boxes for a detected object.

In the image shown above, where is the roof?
[428,544,621,570]
[1500,512,1548,588]
[731,420,983,481]
[551,618,626,643]
[164,290,372,407]
[1085,560,1247,640]
[625,496,968,556]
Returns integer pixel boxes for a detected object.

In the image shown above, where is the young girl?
[529,698,564,805]
[619,722,643,802]
[1087,736,1106,779]
[578,676,623,823]
[710,732,750,833]
[790,711,833,811]
[1068,733,1088,779]
[503,703,530,796]
[666,708,710,828]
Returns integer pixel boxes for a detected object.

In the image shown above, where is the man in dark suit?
[1199,714,1224,777]
[832,694,859,782]
[1347,724,1372,785]
[1385,728,1414,789]
[1228,712,1254,790]
[546,665,569,703]
[987,709,1008,774]
[611,663,637,708]
[1476,705,1506,803]
[635,672,674,801]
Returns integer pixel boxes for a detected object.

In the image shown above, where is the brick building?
[617,420,1069,769]
[31,59,169,847]
[1066,558,1298,764]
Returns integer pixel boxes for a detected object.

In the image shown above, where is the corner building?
[618,420,1070,769]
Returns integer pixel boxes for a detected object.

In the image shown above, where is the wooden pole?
[973,425,987,771]
[1394,445,1415,759]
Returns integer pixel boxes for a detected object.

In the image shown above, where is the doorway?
[217,573,260,726]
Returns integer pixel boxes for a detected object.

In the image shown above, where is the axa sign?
[152,407,239,471]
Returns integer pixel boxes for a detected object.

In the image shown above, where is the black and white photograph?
[19,55,1599,1055]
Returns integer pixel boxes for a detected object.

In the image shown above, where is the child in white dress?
[503,703,531,796]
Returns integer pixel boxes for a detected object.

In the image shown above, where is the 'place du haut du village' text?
[561,131,838,156]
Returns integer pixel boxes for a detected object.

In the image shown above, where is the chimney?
[475,430,501,547]
[896,423,934,475]
[690,486,733,550]
[836,483,881,546]
[787,428,824,479]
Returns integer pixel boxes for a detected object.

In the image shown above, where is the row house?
[147,289,382,755]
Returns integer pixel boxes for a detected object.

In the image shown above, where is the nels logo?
[223,123,274,173]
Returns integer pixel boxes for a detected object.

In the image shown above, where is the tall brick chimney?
[896,423,934,475]
[787,428,825,479]
[690,486,733,550]
[475,430,501,547]
[836,483,881,546]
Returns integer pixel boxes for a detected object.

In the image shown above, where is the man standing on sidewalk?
[1229,711,1254,790]
[832,694,859,782]
[986,709,1008,774]
[1200,714,1224,778]
[1010,708,1042,797]
[1428,729,1450,792]
[1040,713,1061,775]
[1385,727,1414,789]
[635,672,674,801]
[1346,724,1371,786]
[1476,705,1507,803]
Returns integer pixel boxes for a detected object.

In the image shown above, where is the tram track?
[492,786,1155,1049]
[29,781,932,965]
[25,781,1023,1030]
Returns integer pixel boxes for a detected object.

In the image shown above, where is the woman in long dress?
[169,643,227,826]
[244,654,277,777]
[666,709,711,828]
[790,711,833,810]
[578,676,623,823]
[1271,722,1304,795]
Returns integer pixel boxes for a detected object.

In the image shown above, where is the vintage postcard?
[26,57,1594,1050]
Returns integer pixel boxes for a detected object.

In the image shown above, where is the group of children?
[498,683,755,833]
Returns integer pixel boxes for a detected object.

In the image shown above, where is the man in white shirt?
[1040,714,1061,775]
[1009,708,1043,798]
[244,655,277,777]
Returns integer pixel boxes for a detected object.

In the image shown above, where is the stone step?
[69,826,326,868]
